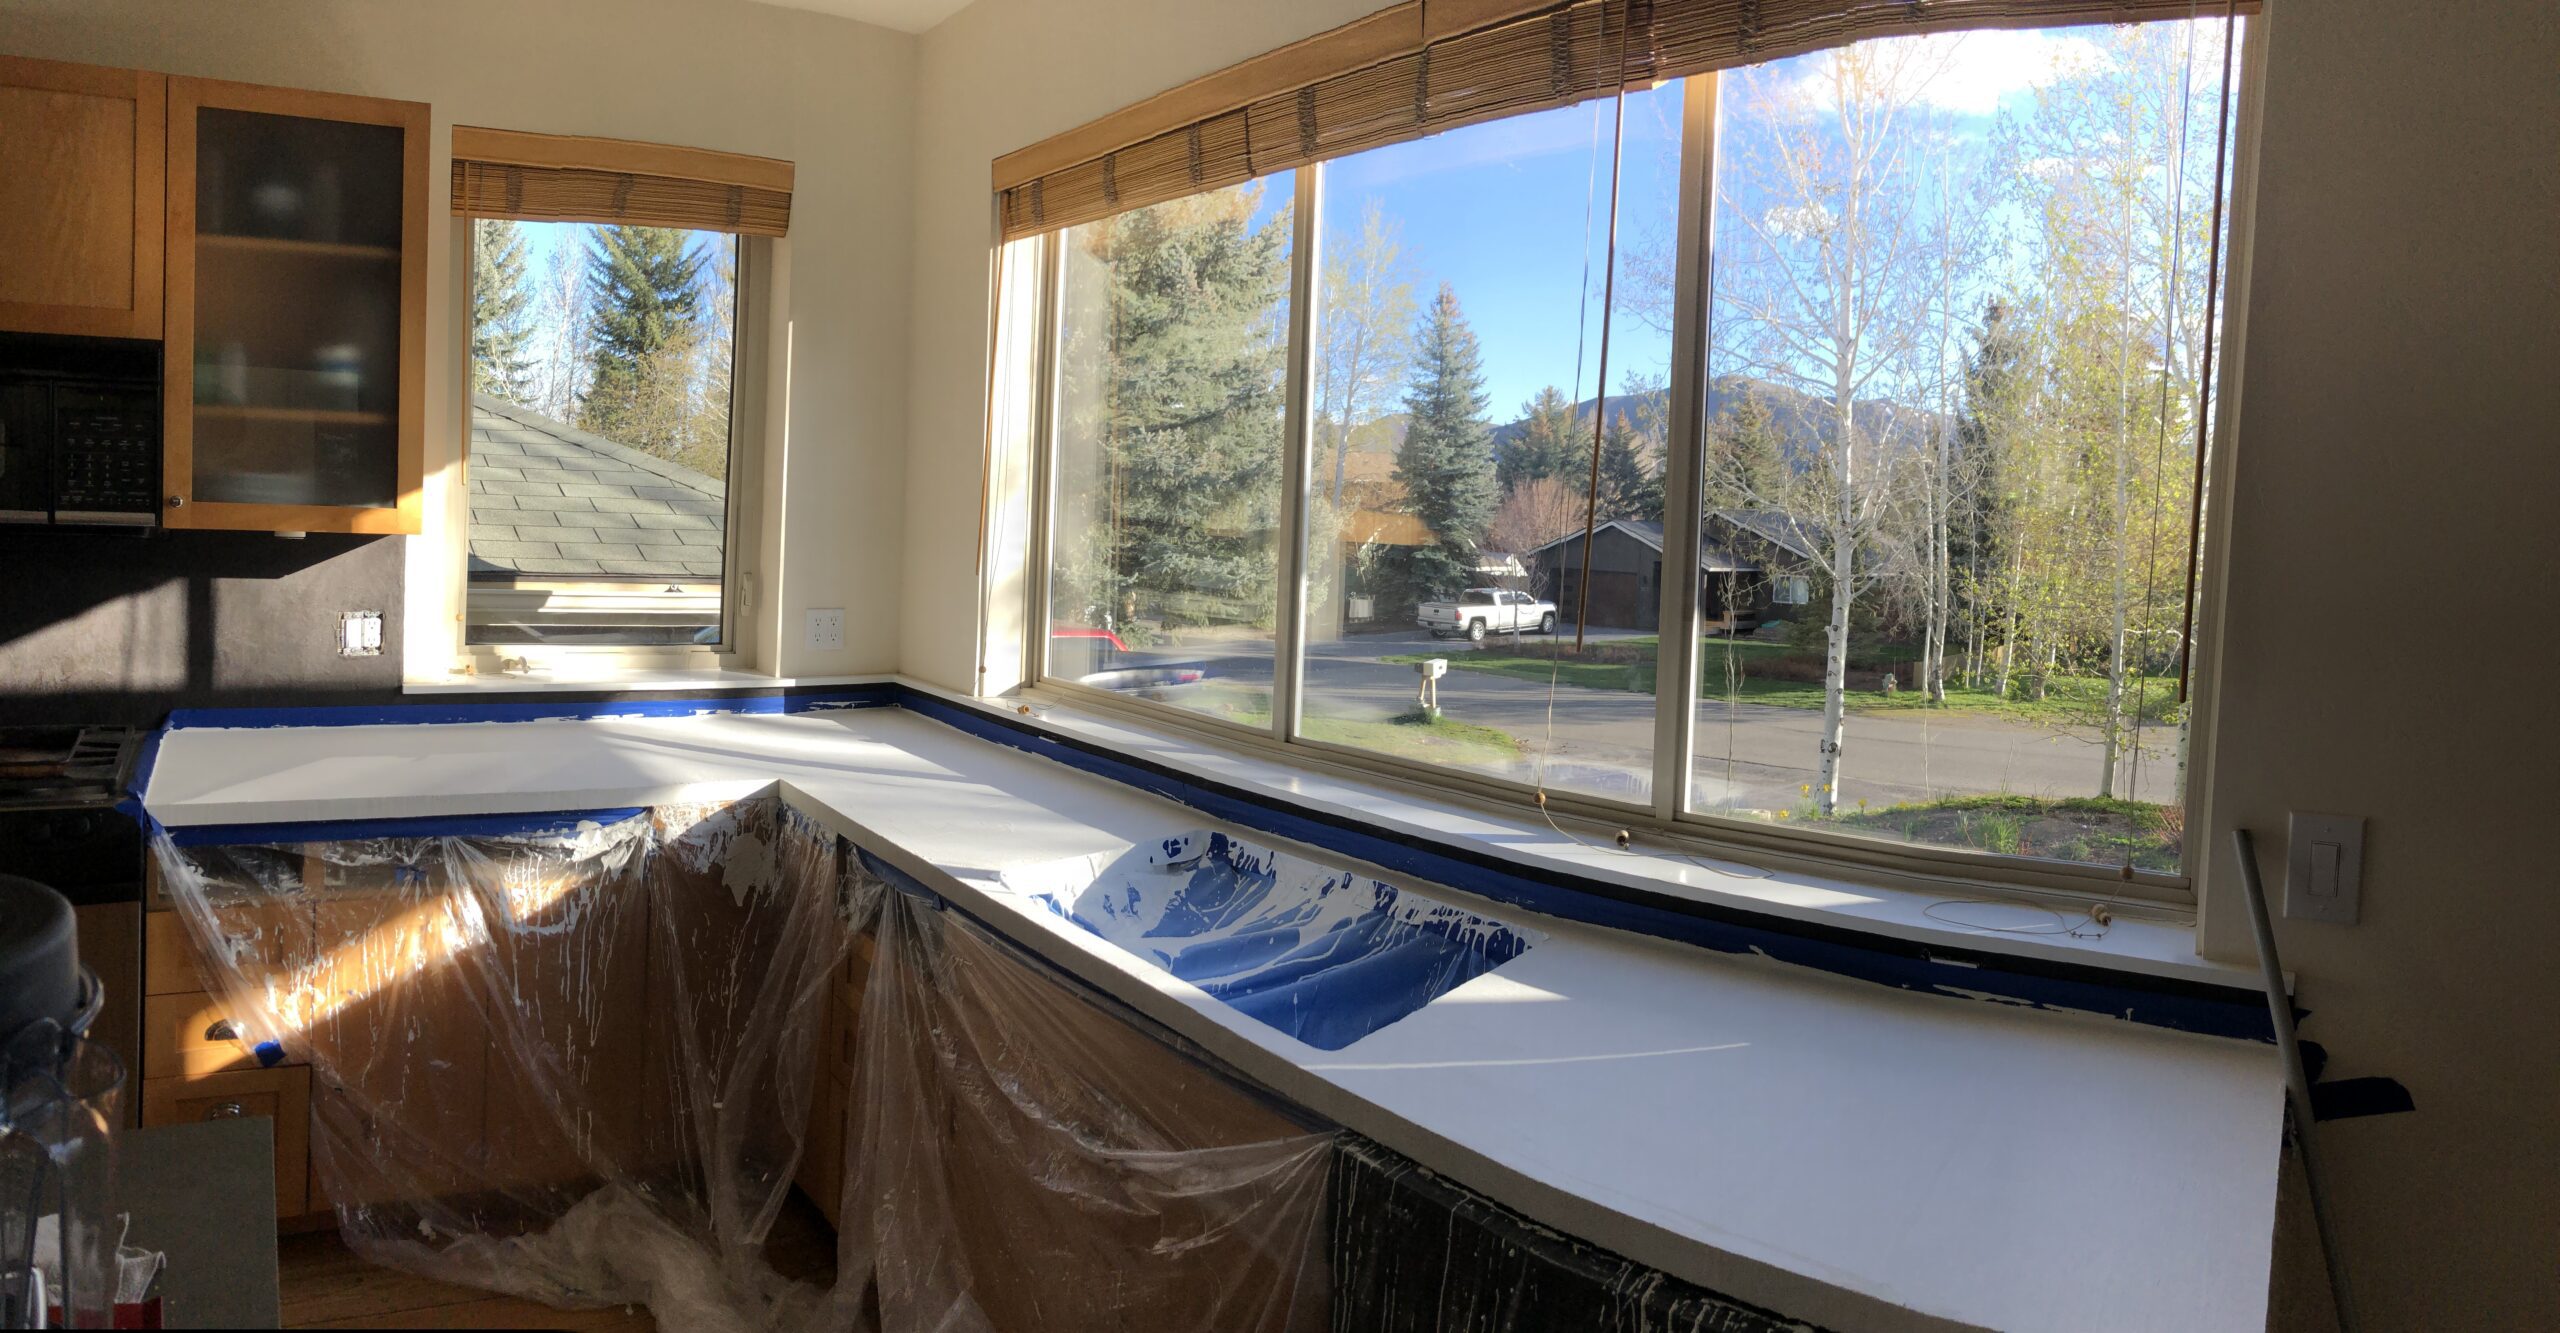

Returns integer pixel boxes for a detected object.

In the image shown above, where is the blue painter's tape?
[164,683,897,731]
[114,726,168,824]
[895,688,2275,1044]
[162,807,651,847]
[856,848,945,909]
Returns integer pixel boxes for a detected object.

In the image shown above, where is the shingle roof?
[1522,517,1767,573]
[467,395,727,581]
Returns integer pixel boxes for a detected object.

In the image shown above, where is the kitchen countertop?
[140,698,2284,1333]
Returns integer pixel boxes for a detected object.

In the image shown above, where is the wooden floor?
[278,1190,840,1330]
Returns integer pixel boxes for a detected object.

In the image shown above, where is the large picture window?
[1018,13,2246,886]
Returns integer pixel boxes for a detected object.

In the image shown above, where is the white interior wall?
[0,0,916,679]
[2190,0,2560,1325]
[902,0,2560,1325]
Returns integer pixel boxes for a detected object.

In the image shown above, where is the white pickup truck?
[1418,588,1558,641]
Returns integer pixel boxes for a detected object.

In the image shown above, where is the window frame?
[1014,18,2269,911]
[432,215,771,679]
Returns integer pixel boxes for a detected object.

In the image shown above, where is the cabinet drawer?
[141,1066,310,1222]
[143,909,207,994]
[144,989,300,1079]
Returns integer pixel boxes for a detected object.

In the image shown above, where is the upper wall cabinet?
[164,77,427,534]
[0,56,165,340]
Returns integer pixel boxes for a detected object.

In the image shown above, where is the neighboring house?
[1525,510,1823,632]
[466,394,728,644]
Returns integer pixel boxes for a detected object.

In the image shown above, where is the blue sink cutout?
[1015,831,1541,1051]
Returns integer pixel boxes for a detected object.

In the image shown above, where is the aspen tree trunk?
[1816,406,1856,815]
[2098,176,2140,800]
[1996,554,2023,698]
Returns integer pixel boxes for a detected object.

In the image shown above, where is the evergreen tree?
[1059,186,1291,628]
[1393,285,1497,598]
[1497,385,1583,494]
[1597,414,1661,522]
[580,225,706,450]
[469,219,537,403]
[1705,383,1789,509]
[1949,297,2026,638]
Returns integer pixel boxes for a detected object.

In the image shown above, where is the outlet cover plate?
[337,610,382,658]
[2284,811,2365,925]
[806,608,845,651]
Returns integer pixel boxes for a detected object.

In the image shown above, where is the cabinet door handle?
[204,1018,238,1042]
[166,495,185,509]
[202,1101,247,1120]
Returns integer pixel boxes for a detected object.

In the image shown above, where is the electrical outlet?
[805,608,845,651]
[337,610,382,658]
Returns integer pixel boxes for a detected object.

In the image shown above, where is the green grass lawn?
[1815,793,2183,872]
[1182,681,1523,766]
[1385,635,2181,725]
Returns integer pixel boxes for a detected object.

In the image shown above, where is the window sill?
[910,679,2263,1004]
[405,668,888,696]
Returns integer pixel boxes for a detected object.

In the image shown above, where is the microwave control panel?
[52,393,159,525]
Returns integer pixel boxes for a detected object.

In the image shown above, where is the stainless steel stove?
[0,725,139,813]
[0,723,146,1123]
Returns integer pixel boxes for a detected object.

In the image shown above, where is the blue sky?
[1318,80,1684,418]
[1296,19,2236,418]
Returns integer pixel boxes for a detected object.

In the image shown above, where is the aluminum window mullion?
[1651,74,1721,824]
[1273,167,1322,743]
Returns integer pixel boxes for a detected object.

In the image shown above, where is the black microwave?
[0,334,161,527]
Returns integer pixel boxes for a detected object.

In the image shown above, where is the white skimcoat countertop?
[142,696,2284,1333]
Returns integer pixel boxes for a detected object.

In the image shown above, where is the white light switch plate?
[2285,811,2365,925]
[805,608,845,651]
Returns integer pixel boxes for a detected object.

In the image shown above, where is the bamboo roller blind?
[451,126,794,237]
[998,0,2251,241]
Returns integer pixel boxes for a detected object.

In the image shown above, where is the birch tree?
[1315,200,1418,509]
[1709,41,1952,813]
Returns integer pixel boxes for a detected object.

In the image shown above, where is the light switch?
[337,610,382,658]
[2284,812,2364,924]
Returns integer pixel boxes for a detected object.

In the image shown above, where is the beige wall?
[907,0,2560,1324]
[0,0,916,677]
[2193,0,2560,1326]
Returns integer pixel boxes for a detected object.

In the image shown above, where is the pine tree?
[1949,297,2026,663]
[580,225,706,451]
[1706,383,1789,509]
[1497,385,1582,494]
[469,219,537,403]
[1061,186,1291,629]
[1394,285,1497,599]
[1597,414,1661,522]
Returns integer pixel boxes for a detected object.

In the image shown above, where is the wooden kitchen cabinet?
[163,76,426,533]
[141,1064,313,1222]
[0,56,164,339]
[301,866,491,1206]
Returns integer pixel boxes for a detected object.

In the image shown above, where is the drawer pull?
[203,1101,247,1120]
[204,1018,239,1043]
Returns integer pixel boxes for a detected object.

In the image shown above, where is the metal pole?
[2232,826,2359,1332]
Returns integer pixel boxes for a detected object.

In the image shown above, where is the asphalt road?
[1107,625,2181,812]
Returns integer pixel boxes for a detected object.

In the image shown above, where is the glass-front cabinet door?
[164,78,426,533]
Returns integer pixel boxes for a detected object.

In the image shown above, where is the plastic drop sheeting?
[149,795,1338,1333]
